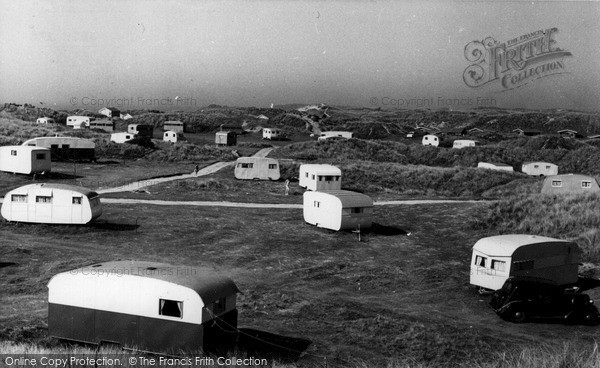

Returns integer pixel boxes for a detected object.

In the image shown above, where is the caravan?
[298,164,342,191]
[1,183,102,224]
[22,137,95,161]
[303,190,373,231]
[234,157,280,180]
[0,146,51,175]
[48,261,239,353]
[470,234,580,292]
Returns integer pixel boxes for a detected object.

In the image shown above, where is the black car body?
[489,277,599,325]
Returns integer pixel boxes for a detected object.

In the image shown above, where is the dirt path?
[96,147,274,194]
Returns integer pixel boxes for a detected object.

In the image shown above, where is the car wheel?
[510,311,526,323]
[584,311,600,326]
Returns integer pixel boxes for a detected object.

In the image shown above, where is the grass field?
[3,110,600,367]
[3,199,600,367]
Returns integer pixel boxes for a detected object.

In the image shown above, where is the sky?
[0,0,598,111]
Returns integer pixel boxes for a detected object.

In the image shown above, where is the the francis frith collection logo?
[463,28,572,90]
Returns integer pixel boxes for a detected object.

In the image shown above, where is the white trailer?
[262,128,283,140]
[36,117,55,124]
[66,116,91,128]
[234,157,280,180]
[317,131,353,141]
[110,132,135,144]
[47,260,239,353]
[298,164,342,191]
[163,131,182,143]
[0,146,51,175]
[1,183,102,224]
[522,162,559,176]
[422,134,439,147]
[477,162,514,172]
[303,190,373,231]
[470,234,580,291]
[452,140,476,149]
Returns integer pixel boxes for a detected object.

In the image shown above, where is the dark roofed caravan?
[47,261,240,354]
[22,136,96,162]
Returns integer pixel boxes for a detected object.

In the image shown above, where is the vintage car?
[489,277,600,325]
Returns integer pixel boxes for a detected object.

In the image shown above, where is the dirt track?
[99,198,486,208]
[96,147,274,194]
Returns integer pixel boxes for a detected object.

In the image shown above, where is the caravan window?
[491,260,506,272]
[534,165,539,169]
[268,164,277,169]
[474,255,486,267]
[546,165,551,169]
[159,299,183,318]
[36,196,52,203]
[240,163,253,168]
[350,207,363,214]
[36,153,46,160]
[11,194,27,203]
[314,201,320,208]
[513,260,534,271]
[551,180,562,187]
[10,150,17,156]
[72,197,82,204]
[582,180,592,188]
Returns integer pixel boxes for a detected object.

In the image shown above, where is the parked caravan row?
[470,234,580,292]
[0,146,51,175]
[1,183,102,224]
[22,137,95,161]
[48,261,239,353]
[299,164,342,191]
[234,157,280,180]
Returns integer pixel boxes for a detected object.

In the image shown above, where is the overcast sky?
[0,0,598,111]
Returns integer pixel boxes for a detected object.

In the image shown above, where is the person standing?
[284,179,290,195]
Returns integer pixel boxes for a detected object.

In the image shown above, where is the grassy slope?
[473,192,600,262]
